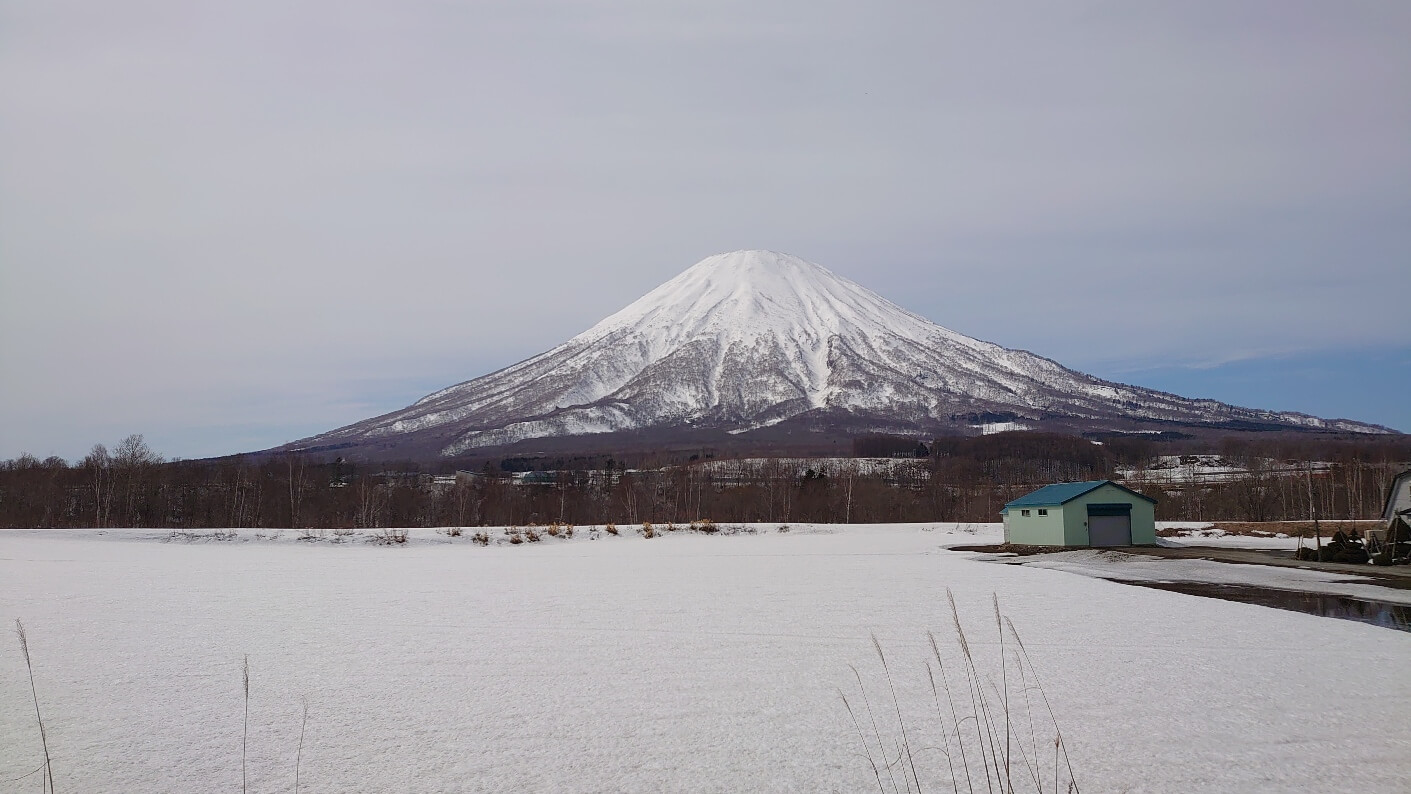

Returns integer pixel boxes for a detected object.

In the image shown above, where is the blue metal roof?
[1002,480,1155,509]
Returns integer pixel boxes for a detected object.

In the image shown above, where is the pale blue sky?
[2,1,1408,461]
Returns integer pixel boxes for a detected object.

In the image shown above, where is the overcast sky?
[3,1,1408,461]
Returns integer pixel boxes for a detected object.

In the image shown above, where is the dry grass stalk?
[10,630,324,794]
[840,687,887,794]
[16,619,55,794]
[242,655,250,794]
[844,594,1080,794]
[872,633,922,791]
[294,697,308,794]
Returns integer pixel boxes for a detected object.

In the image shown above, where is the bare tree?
[353,475,385,528]
[82,443,113,527]
[284,453,308,529]
[113,434,162,526]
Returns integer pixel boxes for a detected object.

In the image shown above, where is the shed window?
[1038,509,1048,516]
[1020,509,1030,517]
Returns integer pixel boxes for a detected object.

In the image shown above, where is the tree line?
[0,432,1407,529]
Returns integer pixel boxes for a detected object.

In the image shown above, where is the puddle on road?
[1117,580,1411,633]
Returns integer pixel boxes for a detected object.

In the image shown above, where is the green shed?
[1001,480,1157,547]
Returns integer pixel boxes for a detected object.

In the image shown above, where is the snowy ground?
[3,524,1410,793]
[1153,523,1306,550]
[1161,533,1304,550]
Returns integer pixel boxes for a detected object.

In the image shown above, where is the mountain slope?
[287,250,1390,458]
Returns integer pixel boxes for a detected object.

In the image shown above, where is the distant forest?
[1,432,1407,529]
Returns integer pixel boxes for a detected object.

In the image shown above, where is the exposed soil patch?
[951,543,1155,557]
[1161,520,1383,538]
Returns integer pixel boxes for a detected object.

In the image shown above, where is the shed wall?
[1003,506,1067,545]
[1060,483,1157,545]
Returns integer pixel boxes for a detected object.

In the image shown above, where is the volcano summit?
[281,250,1389,460]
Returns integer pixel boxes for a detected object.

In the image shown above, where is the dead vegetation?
[167,529,239,542]
[1201,520,1381,538]
[369,528,409,545]
[843,592,1079,794]
[411,518,764,547]
[1156,520,1381,538]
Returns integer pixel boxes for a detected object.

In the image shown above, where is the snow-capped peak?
[289,251,1392,458]
[580,249,985,356]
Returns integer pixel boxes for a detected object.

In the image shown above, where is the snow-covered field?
[3,524,1410,793]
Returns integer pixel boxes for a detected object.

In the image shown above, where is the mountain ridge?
[280,250,1391,460]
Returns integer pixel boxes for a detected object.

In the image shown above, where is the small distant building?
[514,471,558,486]
[1001,480,1157,547]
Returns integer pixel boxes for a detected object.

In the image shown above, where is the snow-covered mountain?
[287,250,1390,459]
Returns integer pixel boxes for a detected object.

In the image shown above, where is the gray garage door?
[1087,504,1132,546]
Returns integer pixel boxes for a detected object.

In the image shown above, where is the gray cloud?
[3,1,1408,458]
